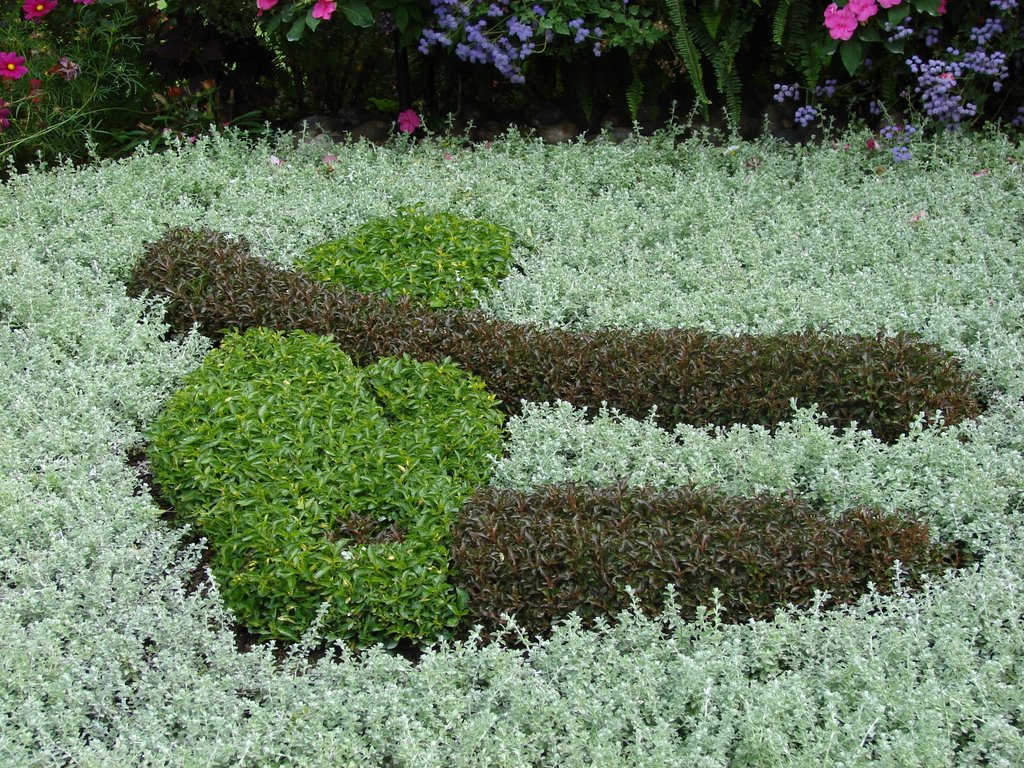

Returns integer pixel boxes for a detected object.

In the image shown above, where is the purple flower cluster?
[885,18,914,43]
[879,123,917,140]
[419,0,602,83]
[1012,105,1024,127]
[891,145,913,163]
[419,0,536,82]
[924,27,941,48]
[970,17,1004,46]
[907,55,978,125]
[962,48,1009,88]
[990,0,1017,10]
[773,82,799,103]
[815,79,838,98]
[794,105,818,126]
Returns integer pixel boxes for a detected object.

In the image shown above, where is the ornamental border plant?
[817,0,1023,131]
[0,0,154,169]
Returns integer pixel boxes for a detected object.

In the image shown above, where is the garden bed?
[1,126,1023,766]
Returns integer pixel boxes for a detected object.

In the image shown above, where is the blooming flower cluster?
[907,56,978,125]
[815,79,838,98]
[794,105,819,127]
[0,0,95,134]
[773,82,799,103]
[774,82,821,127]
[970,17,1004,46]
[419,0,542,83]
[823,0,903,42]
[418,0,608,83]
[884,18,914,43]
[255,0,334,18]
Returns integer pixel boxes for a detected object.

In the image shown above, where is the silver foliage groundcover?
[1,128,1023,767]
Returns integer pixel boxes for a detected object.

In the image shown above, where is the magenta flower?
[0,52,28,80]
[846,0,878,22]
[311,0,336,20]
[0,100,10,131]
[73,0,95,4]
[823,3,858,41]
[397,109,421,134]
[256,0,277,14]
[878,0,901,7]
[23,0,57,21]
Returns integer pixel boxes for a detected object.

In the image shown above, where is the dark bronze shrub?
[129,226,982,442]
[451,482,956,639]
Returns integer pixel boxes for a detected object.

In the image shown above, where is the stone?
[537,120,580,144]
[348,118,392,145]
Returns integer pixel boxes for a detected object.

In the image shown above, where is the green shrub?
[130,227,983,443]
[452,482,960,639]
[298,207,515,310]
[145,327,503,646]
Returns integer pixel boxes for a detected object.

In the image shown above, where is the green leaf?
[840,39,863,76]
[263,13,283,35]
[394,5,409,32]
[305,15,321,31]
[888,5,908,25]
[341,0,374,27]
[914,0,941,15]
[286,14,308,41]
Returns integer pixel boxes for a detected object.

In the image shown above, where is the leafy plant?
[664,0,760,126]
[131,226,984,443]
[299,206,515,309]
[0,0,155,170]
[453,481,961,639]
[146,327,503,646]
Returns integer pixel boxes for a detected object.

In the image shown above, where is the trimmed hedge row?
[129,226,983,442]
[452,482,960,638]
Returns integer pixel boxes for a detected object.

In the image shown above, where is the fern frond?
[773,0,793,46]
[626,72,645,124]
[665,0,709,111]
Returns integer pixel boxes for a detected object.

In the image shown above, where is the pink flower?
[846,0,878,22]
[311,0,336,20]
[23,0,57,21]
[823,4,858,41]
[397,109,421,134]
[73,0,95,4]
[0,52,28,80]
[53,56,80,81]
[322,153,337,166]
[268,155,284,166]
[878,0,901,7]
[865,138,879,151]
[908,211,927,224]
[256,0,277,15]
[938,0,947,13]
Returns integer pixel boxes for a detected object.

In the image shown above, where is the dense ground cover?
[1,127,1023,766]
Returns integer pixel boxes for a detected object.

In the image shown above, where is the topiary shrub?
[129,227,983,443]
[452,482,960,640]
[146,327,504,646]
[298,207,515,309]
